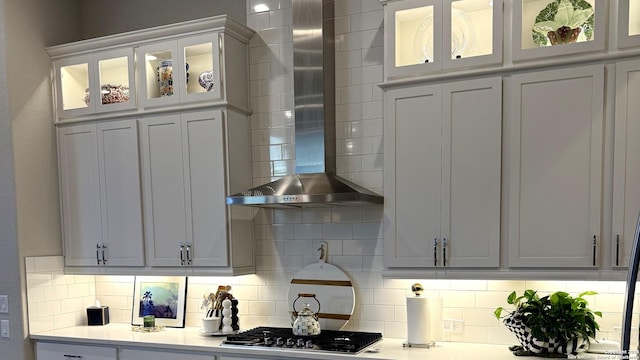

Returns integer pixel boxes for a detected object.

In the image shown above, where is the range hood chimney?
[226,0,383,208]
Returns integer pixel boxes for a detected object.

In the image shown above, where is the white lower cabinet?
[57,119,144,268]
[612,59,640,268]
[121,347,214,359]
[384,77,502,269]
[507,65,605,268]
[36,342,116,360]
[139,109,254,273]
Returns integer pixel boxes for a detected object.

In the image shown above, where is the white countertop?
[30,324,520,360]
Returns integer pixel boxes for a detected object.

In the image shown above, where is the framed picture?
[131,276,187,328]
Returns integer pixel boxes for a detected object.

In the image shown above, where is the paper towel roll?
[406,296,443,345]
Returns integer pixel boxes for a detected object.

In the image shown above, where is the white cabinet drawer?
[36,342,116,360]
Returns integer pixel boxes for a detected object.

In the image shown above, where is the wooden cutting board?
[288,261,355,331]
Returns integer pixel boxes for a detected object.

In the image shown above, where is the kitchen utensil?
[287,242,355,331]
[291,293,321,336]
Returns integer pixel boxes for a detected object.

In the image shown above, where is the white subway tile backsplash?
[293,223,323,239]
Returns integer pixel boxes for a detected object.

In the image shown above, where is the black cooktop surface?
[222,326,383,354]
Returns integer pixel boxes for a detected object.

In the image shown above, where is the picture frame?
[131,276,187,328]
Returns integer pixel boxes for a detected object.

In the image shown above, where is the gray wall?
[79,0,246,39]
[2,0,82,357]
[0,0,246,358]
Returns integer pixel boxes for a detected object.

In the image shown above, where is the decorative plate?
[413,8,472,63]
[532,0,594,46]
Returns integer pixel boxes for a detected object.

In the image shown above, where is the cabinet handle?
[442,238,447,267]
[101,243,107,265]
[592,235,597,266]
[433,238,438,267]
[179,242,185,266]
[63,355,83,359]
[186,242,192,265]
[616,234,621,266]
[96,244,101,265]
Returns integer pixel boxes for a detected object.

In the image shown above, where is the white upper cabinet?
[512,0,607,61]
[618,0,640,48]
[384,77,502,269]
[47,15,253,122]
[612,59,640,268]
[58,119,144,268]
[136,33,223,108]
[53,49,136,119]
[382,0,503,79]
[507,65,604,268]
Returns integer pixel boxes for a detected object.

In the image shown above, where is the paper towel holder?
[403,283,436,349]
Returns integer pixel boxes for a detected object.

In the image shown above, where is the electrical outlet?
[452,319,464,333]
[443,319,453,331]
[0,295,7,314]
[1,320,9,338]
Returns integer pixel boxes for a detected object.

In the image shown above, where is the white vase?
[202,316,221,334]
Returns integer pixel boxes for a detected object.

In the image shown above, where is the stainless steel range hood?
[226,0,383,208]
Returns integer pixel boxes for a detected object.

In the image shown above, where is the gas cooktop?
[221,326,383,354]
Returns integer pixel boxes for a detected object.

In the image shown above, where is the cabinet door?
[178,34,222,103]
[140,115,188,266]
[54,55,95,118]
[136,41,181,108]
[384,0,443,78]
[512,0,607,61]
[37,342,116,360]
[384,84,442,268]
[58,124,103,266]
[508,65,604,268]
[442,77,501,268]
[618,0,640,49]
[181,110,229,266]
[121,348,212,360]
[96,120,144,266]
[94,48,136,113]
[612,60,640,268]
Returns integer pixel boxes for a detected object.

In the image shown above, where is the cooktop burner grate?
[222,326,383,354]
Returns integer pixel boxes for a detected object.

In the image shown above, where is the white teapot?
[291,293,321,336]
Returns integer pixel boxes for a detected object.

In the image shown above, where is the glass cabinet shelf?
[513,0,606,61]
[383,0,502,80]
[619,0,640,48]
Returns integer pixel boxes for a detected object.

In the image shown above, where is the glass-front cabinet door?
[136,34,221,108]
[619,0,640,48]
[385,0,442,78]
[512,0,606,61]
[94,49,136,113]
[383,0,502,80]
[178,34,222,103]
[54,55,94,118]
[54,49,135,119]
[443,0,503,70]
[136,41,180,108]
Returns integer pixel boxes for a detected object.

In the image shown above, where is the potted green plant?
[494,289,602,356]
